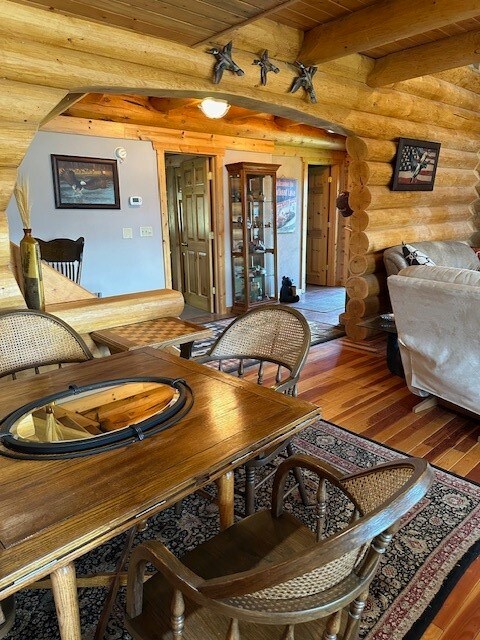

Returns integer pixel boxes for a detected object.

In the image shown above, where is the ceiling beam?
[274,116,305,129]
[225,108,273,123]
[368,29,480,87]
[298,0,480,66]
[63,94,345,150]
[149,97,199,114]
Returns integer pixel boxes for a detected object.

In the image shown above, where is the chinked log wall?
[0,0,478,339]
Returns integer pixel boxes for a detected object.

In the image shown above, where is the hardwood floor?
[187,286,479,639]
[297,339,479,481]
[246,336,480,640]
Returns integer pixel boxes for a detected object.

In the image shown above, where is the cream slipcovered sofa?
[383,240,479,276]
[387,265,480,417]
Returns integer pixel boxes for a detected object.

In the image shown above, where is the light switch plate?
[122,227,133,239]
[140,226,153,237]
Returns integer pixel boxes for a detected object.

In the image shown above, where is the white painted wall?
[7,133,305,307]
[7,132,165,297]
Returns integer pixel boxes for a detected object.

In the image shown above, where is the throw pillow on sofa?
[402,243,436,266]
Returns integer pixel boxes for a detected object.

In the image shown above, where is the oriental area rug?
[5,420,479,640]
[191,316,346,358]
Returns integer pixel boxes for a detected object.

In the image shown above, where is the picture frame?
[391,138,441,191]
[51,155,120,209]
[276,177,297,233]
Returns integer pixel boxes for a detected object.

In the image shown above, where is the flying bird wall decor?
[290,62,318,103]
[208,41,244,84]
[253,50,280,86]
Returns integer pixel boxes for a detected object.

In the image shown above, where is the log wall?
[344,133,479,339]
[0,0,478,339]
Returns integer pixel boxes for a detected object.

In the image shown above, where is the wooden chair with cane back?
[0,308,94,634]
[36,236,85,284]
[194,304,312,516]
[0,308,93,380]
[0,596,15,639]
[126,454,433,640]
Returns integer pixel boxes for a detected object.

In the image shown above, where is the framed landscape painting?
[51,155,120,209]
[391,138,441,191]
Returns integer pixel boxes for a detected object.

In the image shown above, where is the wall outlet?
[140,226,153,237]
[122,227,133,239]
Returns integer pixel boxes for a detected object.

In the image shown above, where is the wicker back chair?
[196,304,312,515]
[0,596,15,639]
[0,309,93,380]
[201,304,311,394]
[126,454,433,640]
[36,236,84,284]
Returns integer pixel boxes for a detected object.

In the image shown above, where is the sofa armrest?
[387,273,480,416]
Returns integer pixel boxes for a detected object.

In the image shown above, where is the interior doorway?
[300,162,349,325]
[306,165,346,286]
[165,153,215,315]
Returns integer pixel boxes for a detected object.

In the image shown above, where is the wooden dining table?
[0,348,320,639]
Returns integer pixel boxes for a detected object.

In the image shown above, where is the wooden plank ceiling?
[11,0,480,85]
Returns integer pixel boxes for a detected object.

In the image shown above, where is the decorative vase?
[20,228,45,311]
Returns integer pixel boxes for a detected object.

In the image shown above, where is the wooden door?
[306,165,342,286]
[306,166,330,285]
[179,158,213,311]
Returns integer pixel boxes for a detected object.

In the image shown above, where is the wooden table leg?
[216,470,234,530]
[50,562,82,640]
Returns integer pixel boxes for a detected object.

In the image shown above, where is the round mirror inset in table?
[0,376,193,460]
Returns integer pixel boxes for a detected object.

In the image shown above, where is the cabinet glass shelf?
[227,162,280,313]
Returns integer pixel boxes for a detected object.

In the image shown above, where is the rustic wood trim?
[40,93,86,126]
[47,289,185,334]
[327,164,340,286]
[42,116,277,154]
[299,158,309,292]
[211,154,227,314]
[153,146,172,288]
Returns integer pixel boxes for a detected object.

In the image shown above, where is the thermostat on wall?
[129,196,143,206]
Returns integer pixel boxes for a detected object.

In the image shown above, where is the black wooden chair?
[36,236,84,284]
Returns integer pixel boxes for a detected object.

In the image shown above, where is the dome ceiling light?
[198,98,230,119]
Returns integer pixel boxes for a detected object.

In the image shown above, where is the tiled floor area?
[181,285,346,326]
[294,285,345,326]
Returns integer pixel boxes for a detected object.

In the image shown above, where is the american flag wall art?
[391,138,441,191]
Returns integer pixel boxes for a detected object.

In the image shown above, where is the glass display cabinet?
[226,162,280,314]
